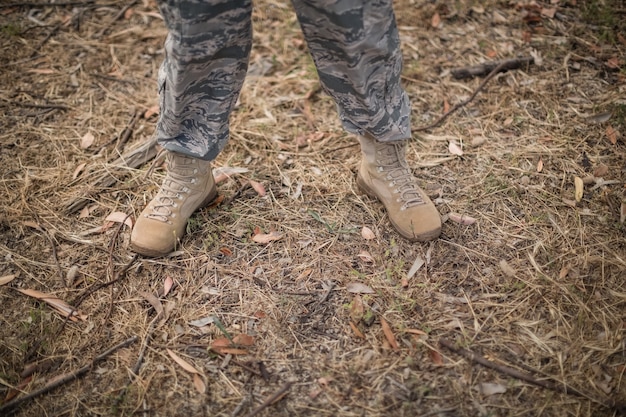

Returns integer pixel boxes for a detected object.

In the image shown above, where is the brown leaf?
[27,69,57,75]
[621,201,626,224]
[448,212,477,225]
[143,104,160,119]
[211,337,231,349]
[471,136,487,147]
[349,321,365,339]
[72,162,87,180]
[123,6,134,19]
[163,276,174,297]
[346,282,374,294]
[585,112,612,124]
[251,230,283,244]
[295,268,312,281]
[357,250,374,263]
[405,328,427,336]
[540,7,556,18]
[478,382,507,396]
[80,132,95,149]
[232,334,255,347]
[361,226,375,240]
[536,157,543,173]
[16,288,87,321]
[349,294,364,322]
[139,291,164,318]
[166,348,200,374]
[380,317,399,349]
[593,164,608,178]
[431,12,441,28]
[22,221,43,231]
[216,347,249,355]
[104,211,133,229]
[213,166,249,184]
[4,375,32,402]
[210,337,250,355]
[448,141,463,156]
[606,57,621,69]
[249,180,266,197]
[0,274,16,286]
[193,374,206,394]
[606,126,619,145]
[499,259,516,277]
[574,176,584,202]
[443,98,450,114]
[219,247,233,256]
[429,348,444,365]
[407,255,425,280]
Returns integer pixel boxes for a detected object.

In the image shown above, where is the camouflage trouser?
[157,0,411,160]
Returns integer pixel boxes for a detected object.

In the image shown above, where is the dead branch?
[0,336,138,415]
[0,97,69,111]
[114,319,157,409]
[95,0,138,38]
[323,58,532,152]
[30,23,60,57]
[65,137,159,213]
[0,1,97,8]
[413,60,511,132]
[243,381,293,417]
[42,227,65,287]
[451,56,535,79]
[438,338,621,411]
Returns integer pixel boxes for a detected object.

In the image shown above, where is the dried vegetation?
[0,0,625,416]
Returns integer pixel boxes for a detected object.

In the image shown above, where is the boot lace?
[376,143,424,210]
[146,155,201,223]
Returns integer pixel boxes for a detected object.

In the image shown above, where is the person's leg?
[131,0,253,257]
[291,0,441,242]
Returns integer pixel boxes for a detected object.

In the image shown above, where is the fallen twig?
[95,109,141,154]
[450,56,534,79]
[438,338,621,411]
[413,60,510,132]
[243,381,293,417]
[69,254,137,317]
[66,137,159,213]
[0,336,138,415]
[95,0,138,38]
[114,319,157,408]
[323,59,526,151]
[30,23,60,57]
[0,1,97,8]
[0,97,69,111]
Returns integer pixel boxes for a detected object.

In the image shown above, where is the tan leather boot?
[131,151,217,257]
[356,135,441,242]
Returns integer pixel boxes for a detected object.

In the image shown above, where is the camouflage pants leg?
[155,0,409,160]
[156,0,252,161]
[292,0,411,142]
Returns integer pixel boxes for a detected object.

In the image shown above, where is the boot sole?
[131,187,219,257]
[356,174,440,242]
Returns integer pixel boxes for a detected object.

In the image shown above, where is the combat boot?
[131,151,217,257]
[356,135,441,242]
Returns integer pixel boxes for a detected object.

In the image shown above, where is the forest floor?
[1,0,625,416]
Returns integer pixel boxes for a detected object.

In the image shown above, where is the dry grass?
[1,0,625,416]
